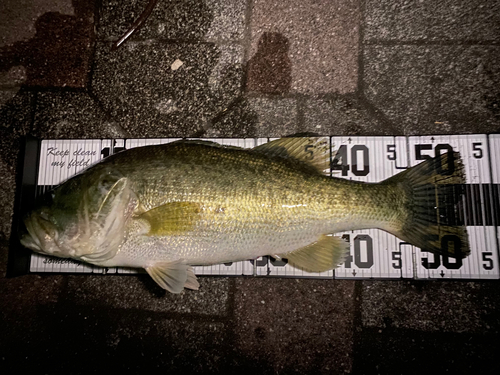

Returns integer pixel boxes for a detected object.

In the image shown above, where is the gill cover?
[74,173,136,263]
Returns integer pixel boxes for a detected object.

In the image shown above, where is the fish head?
[20,203,69,258]
[20,168,136,263]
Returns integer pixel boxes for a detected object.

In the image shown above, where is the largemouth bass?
[19,138,469,292]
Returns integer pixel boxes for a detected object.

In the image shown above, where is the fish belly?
[107,223,329,268]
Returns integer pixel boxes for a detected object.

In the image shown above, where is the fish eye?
[39,210,50,220]
[33,190,55,211]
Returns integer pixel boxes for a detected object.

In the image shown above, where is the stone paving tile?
[0,0,76,47]
[204,0,246,41]
[0,90,34,240]
[363,45,500,134]
[361,281,500,334]
[1,299,229,374]
[0,238,8,277]
[233,278,355,374]
[0,90,33,140]
[353,327,500,375]
[98,0,245,42]
[363,45,431,134]
[0,0,95,88]
[364,0,500,42]
[355,280,500,374]
[207,44,244,92]
[0,158,17,242]
[0,274,65,334]
[33,91,127,138]
[248,0,359,94]
[204,97,260,137]
[302,96,388,135]
[66,275,230,316]
[0,89,22,108]
[246,97,298,137]
[246,31,293,95]
[0,66,27,87]
[206,44,245,121]
[92,318,228,374]
[92,41,241,137]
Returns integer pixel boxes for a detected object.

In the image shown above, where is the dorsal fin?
[168,139,243,151]
[253,137,330,173]
[175,139,224,147]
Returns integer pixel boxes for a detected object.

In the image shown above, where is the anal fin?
[277,235,350,272]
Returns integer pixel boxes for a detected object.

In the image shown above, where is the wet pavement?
[1,0,500,373]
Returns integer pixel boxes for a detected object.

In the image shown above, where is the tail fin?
[384,151,470,259]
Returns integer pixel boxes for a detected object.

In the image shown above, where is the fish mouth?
[19,230,41,252]
[20,212,60,255]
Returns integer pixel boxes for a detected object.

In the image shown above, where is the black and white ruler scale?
[9,135,500,280]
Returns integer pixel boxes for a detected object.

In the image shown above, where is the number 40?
[331,145,370,177]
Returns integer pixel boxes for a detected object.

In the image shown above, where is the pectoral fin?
[139,202,202,236]
[146,260,199,293]
[277,235,350,272]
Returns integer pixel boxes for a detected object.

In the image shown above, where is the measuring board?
[9,135,500,280]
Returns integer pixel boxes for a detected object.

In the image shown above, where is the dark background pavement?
[1,0,500,373]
